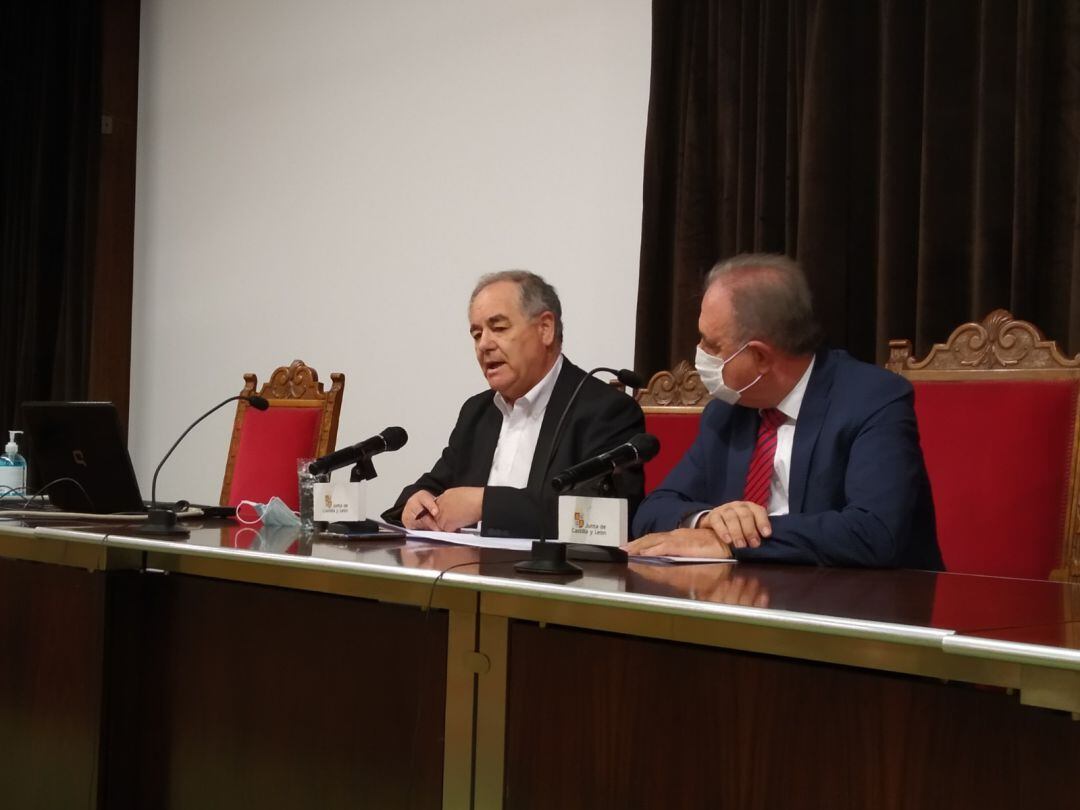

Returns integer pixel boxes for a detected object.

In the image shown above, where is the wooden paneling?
[102,573,447,809]
[504,621,1080,810]
[0,557,106,807]
[89,0,140,431]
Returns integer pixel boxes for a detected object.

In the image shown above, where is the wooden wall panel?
[504,621,1080,810]
[0,558,106,807]
[89,0,140,431]
[102,573,447,809]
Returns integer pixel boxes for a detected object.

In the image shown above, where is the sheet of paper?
[403,528,535,552]
[383,520,735,563]
[630,555,737,565]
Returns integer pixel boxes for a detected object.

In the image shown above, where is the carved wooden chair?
[635,361,709,494]
[219,359,345,510]
[887,310,1080,580]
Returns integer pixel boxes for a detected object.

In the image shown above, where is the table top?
[4,514,1080,669]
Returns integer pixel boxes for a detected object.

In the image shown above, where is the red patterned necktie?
[742,408,785,507]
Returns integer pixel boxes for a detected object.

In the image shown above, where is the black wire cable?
[0,477,192,521]
[0,477,95,511]
[31,477,95,509]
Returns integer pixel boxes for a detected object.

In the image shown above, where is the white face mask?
[695,343,762,405]
[235,496,301,528]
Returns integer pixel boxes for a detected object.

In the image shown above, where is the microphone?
[539,367,644,490]
[612,368,646,389]
[307,426,408,476]
[550,433,660,494]
[514,364,645,576]
[144,394,271,535]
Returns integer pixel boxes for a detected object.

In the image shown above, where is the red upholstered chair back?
[220,359,345,510]
[636,362,709,494]
[887,310,1080,581]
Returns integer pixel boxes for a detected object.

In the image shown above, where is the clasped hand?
[623,500,772,558]
[401,487,484,533]
[699,500,771,548]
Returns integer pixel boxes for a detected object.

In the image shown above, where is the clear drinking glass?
[297,458,329,533]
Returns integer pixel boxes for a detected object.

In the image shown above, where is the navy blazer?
[383,358,645,538]
[632,349,943,569]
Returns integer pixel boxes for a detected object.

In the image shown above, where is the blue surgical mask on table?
[695,343,762,405]
[235,496,301,528]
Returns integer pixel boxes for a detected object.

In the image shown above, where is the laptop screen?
[20,402,146,514]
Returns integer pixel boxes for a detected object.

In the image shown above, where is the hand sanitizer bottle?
[0,430,27,498]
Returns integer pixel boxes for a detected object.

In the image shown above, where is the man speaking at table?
[626,254,943,569]
[383,270,644,538]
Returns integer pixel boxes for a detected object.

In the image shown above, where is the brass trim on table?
[942,635,1080,713]
[474,614,509,810]
[443,604,480,810]
[140,548,476,611]
[0,527,109,571]
[459,573,950,646]
[1019,665,1080,714]
[478,591,1022,694]
[942,634,1080,672]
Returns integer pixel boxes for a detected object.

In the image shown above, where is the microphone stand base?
[514,541,582,576]
[326,519,383,534]
[140,507,191,537]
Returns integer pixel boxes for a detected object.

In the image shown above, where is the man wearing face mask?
[382,270,644,538]
[626,254,942,569]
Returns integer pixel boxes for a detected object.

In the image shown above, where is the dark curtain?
[636,0,1080,375]
[0,2,101,438]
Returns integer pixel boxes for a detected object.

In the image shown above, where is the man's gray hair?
[704,253,822,355]
[470,270,564,343]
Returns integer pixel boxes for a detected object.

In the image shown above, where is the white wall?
[132,0,651,511]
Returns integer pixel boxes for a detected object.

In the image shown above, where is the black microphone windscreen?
[616,369,646,389]
[631,433,661,461]
[248,395,270,411]
[381,426,408,451]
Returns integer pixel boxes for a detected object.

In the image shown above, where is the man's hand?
[699,501,772,548]
[433,486,484,533]
[402,490,440,530]
[623,528,734,559]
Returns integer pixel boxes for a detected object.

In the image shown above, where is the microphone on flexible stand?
[308,426,408,534]
[307,426,408,478]
[539,367,644,490]
[514,366,645,575]
[550,433,660,494]
[142,395,270,536]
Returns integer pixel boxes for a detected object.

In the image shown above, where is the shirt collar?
[772,355,815,422]
[492,354,564,417]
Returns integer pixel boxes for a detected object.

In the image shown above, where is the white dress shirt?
[486,355,564,488]
[765,355,814,516]
[686,356,815,526]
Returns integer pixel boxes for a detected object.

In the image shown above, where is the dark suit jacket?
[632,349,943,569]
[383,358,646,538]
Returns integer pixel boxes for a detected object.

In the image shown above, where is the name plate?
[314,481,366,521]
[557,495,629,545]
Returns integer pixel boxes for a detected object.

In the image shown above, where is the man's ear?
[746,340,775,372]
[537,311,556,346]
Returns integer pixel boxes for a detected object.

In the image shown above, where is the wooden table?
[2,517,1078,809]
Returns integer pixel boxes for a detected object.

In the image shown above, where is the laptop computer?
[20,401,147,514]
